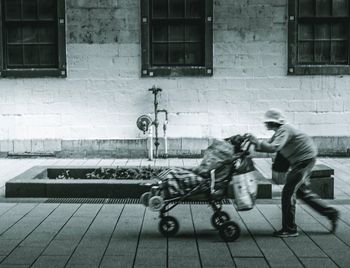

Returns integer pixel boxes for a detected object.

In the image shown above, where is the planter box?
[271,164,334,199]
[5,166,273,199]
[5,166,154,198]
[310,164,334,199]
[309,177,334,199]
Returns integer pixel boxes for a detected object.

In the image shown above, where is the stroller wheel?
[140,192,151,207]
[211,211,230,229]
[159,216,179,237]
[219,221,240,242]
[149,196,164,212]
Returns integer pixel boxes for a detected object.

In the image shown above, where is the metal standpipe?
[157,109,168,158]
[136,114,154,160]
[147,126,154,160]
[136,85,169,160]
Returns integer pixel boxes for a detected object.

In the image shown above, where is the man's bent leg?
[282,170,303,232]
[297,183,339,232]
[281,159,315,233]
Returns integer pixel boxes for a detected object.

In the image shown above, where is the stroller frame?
[141,139,252,242]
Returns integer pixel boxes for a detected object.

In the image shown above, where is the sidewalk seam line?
[232,203,271,268]
[28,203,82,267]
[0,202,58,265]
[131,206,147,268]
[189,204,203,268]
[63,204,104,267]
[97,204,126,268]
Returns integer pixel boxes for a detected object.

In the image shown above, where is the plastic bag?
[234,155,255,174]
[232,173,257,211]
[230,156,257,211]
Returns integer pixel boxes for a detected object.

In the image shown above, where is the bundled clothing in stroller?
[155,138,236,199]
[140,135,257,242]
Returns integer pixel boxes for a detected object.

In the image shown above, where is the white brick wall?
[0,0,349,141]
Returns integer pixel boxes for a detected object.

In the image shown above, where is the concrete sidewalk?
[0,202,349,267]
[0,157,349,267]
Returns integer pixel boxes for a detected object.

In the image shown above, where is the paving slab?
[111,159,128,166]
[31,255,70,268]
[223,205,264,258]
[0,214,53,241]
[1,246,43,265]
[0,240,21,256]
[0,265,28,268]
[99,255,134,268]
[66,205,123,266]
[0,203,16,216]
[168,158,184,167]
[125,159,142,167]
[300,257,338,268]
[67,247,105,267]
[168,205,200,258]
[154,158,169,167]
[101,159,118,166]
[104,205,143,259]
[168,256,201,268]
[43,240,79,256]
[293,205,350,267]
[138,210,167,250]
[3,203,37,215]
[237,207,304,268]
[234,257,270,268]
[191,205,235,267]
[257,204,328,258]
[134,248,167,267]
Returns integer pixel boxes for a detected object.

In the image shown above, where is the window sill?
[141,66,213,77]
[288,65,350,75]
[1,68,67,78]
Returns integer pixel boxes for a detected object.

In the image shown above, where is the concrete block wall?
[0,0,349,157]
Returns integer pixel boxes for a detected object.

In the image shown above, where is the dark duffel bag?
[272,152,290,184]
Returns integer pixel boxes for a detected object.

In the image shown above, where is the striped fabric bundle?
[157,167,207,198]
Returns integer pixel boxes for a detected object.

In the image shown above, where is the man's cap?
[263,108,286,124]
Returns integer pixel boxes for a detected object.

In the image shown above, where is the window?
[288,0,350,75]
[0,0,66,78]
[141,0,213,77]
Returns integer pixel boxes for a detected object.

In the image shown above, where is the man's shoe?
[329,210,339,233]
[273,229,299,238]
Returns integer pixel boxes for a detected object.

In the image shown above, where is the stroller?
[140,135,256,242]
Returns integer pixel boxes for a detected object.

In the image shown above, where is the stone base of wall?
[1,137,350,158]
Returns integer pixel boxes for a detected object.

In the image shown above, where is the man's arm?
[255,140,280,153]
[253,128,290,153]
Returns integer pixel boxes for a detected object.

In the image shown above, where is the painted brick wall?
[0,0,349,154]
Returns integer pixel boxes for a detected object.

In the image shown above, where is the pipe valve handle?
[137,115,153,134]
[149,85,162,94]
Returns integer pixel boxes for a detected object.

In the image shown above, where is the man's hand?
[246,133,259,145]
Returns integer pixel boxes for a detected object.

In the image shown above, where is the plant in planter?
[54,166,168,180]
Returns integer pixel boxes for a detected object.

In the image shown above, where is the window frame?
[0,0,66,78]
[288,0,350,75]
[141,0,213,77]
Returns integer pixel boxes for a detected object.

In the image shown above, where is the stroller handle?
[240,136,253,154]
[224,134,253,155]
